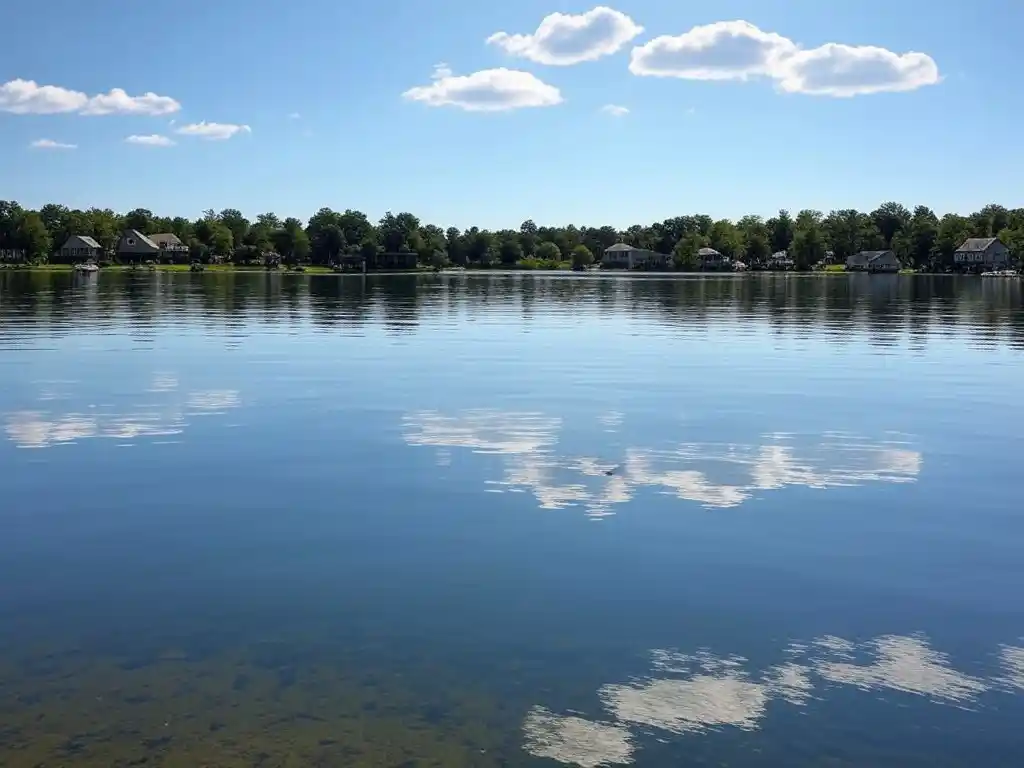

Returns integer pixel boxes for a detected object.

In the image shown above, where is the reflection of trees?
[0,273,1021,348]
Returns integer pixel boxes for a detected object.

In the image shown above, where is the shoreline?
[0,264,1016,278]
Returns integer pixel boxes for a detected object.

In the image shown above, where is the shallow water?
[1,271,1022,767]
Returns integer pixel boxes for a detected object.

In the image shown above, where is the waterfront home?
[116,230,190,262]
[378,251,418,269]
[0,248,27,263]
[768,250,794,270]
[847,250,899,273]
[58,235,103,263]
[953,237,1010,271]
[698,247,729,270]
[602,243,669,270]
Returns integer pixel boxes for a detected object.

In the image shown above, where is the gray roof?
[63,235,101,249]
[605,243,635,252]
[123,229,159,249]
[771,250,788,259]
[698,247,722,256]
[858,250,894,261]
[956,237,998,253]
[149,232,185,248]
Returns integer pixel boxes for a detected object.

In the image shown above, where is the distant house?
[116,230,189,262]
[377,251,418,270]
[602,243,669,270]
[0,249,27,263]
[847,250,899,273]
[59,235,102,263]
[768,250,794,270]
[953,237,1010,271]
[698,247,729,270]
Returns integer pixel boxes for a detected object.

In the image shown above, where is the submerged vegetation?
[1,199,1023,272]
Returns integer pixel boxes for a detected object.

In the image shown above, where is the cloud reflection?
[522,707,634,768]
[5,374,240,448]
[404,410,921,517]
[526,632,1015,766]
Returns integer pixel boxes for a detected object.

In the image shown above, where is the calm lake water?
[1,271,1023,767]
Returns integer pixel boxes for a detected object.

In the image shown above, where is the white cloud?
[600,104,629,116]
[2,79,88,114]
[175,121,252,140]
[125,134,175,147]
[773,43,941,97]
[630,20,796,80]
[0,78,180,115]
[487,6,644,66]
[629,20,940,97]
[403,67,563,112]
[82,88,180,116]
[30,138,77,150]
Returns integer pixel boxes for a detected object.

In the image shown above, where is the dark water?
[1,270,1023,767]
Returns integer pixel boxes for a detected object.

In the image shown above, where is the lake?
[1,270,1022,767]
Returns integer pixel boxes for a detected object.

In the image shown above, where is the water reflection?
[523,708,635,768]
[4,373,240,448]
[529,633,1017,766]
[404,410,921,516]
[1,271,1022,350]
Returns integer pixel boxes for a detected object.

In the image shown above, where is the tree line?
[1,200,1022,270]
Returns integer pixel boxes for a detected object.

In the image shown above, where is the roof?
[122,229,159,249]
[605,243,635,252]
[858,250,894,261]
[956,237,999,253]
[698,247,722,256]
[63,235,101,249]
[149,232,184,247]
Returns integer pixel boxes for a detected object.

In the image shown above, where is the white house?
[953,237,1010,270]
[602,243,669,270]
[847,250,899,273]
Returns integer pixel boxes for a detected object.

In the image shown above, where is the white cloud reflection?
[527,632,1012,765]
[403,410,921,517]
[522,707,634,767]
[809,634,987,704]
[5,374,239,448]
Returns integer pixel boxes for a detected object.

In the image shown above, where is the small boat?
[73,262,100,273]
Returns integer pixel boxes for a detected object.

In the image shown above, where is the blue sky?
[2,0,1021,229]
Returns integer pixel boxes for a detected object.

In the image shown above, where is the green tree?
[737,215,770,266]
[16,212,53,262]
[123,208,155,234]
[0,201,25,250]
[791,210,827,270]
[571,244,594,268]
[218,209,250,247]
[904,206,939,269]
[709,219,745,261]
[535,241,562,263]
[673,232,707,270]
[272,218,310,265]
[767,210,794,254]
[871,202,910,248]
[519,219,538,258]
[499,238,523,265]
[935,214,971,265]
